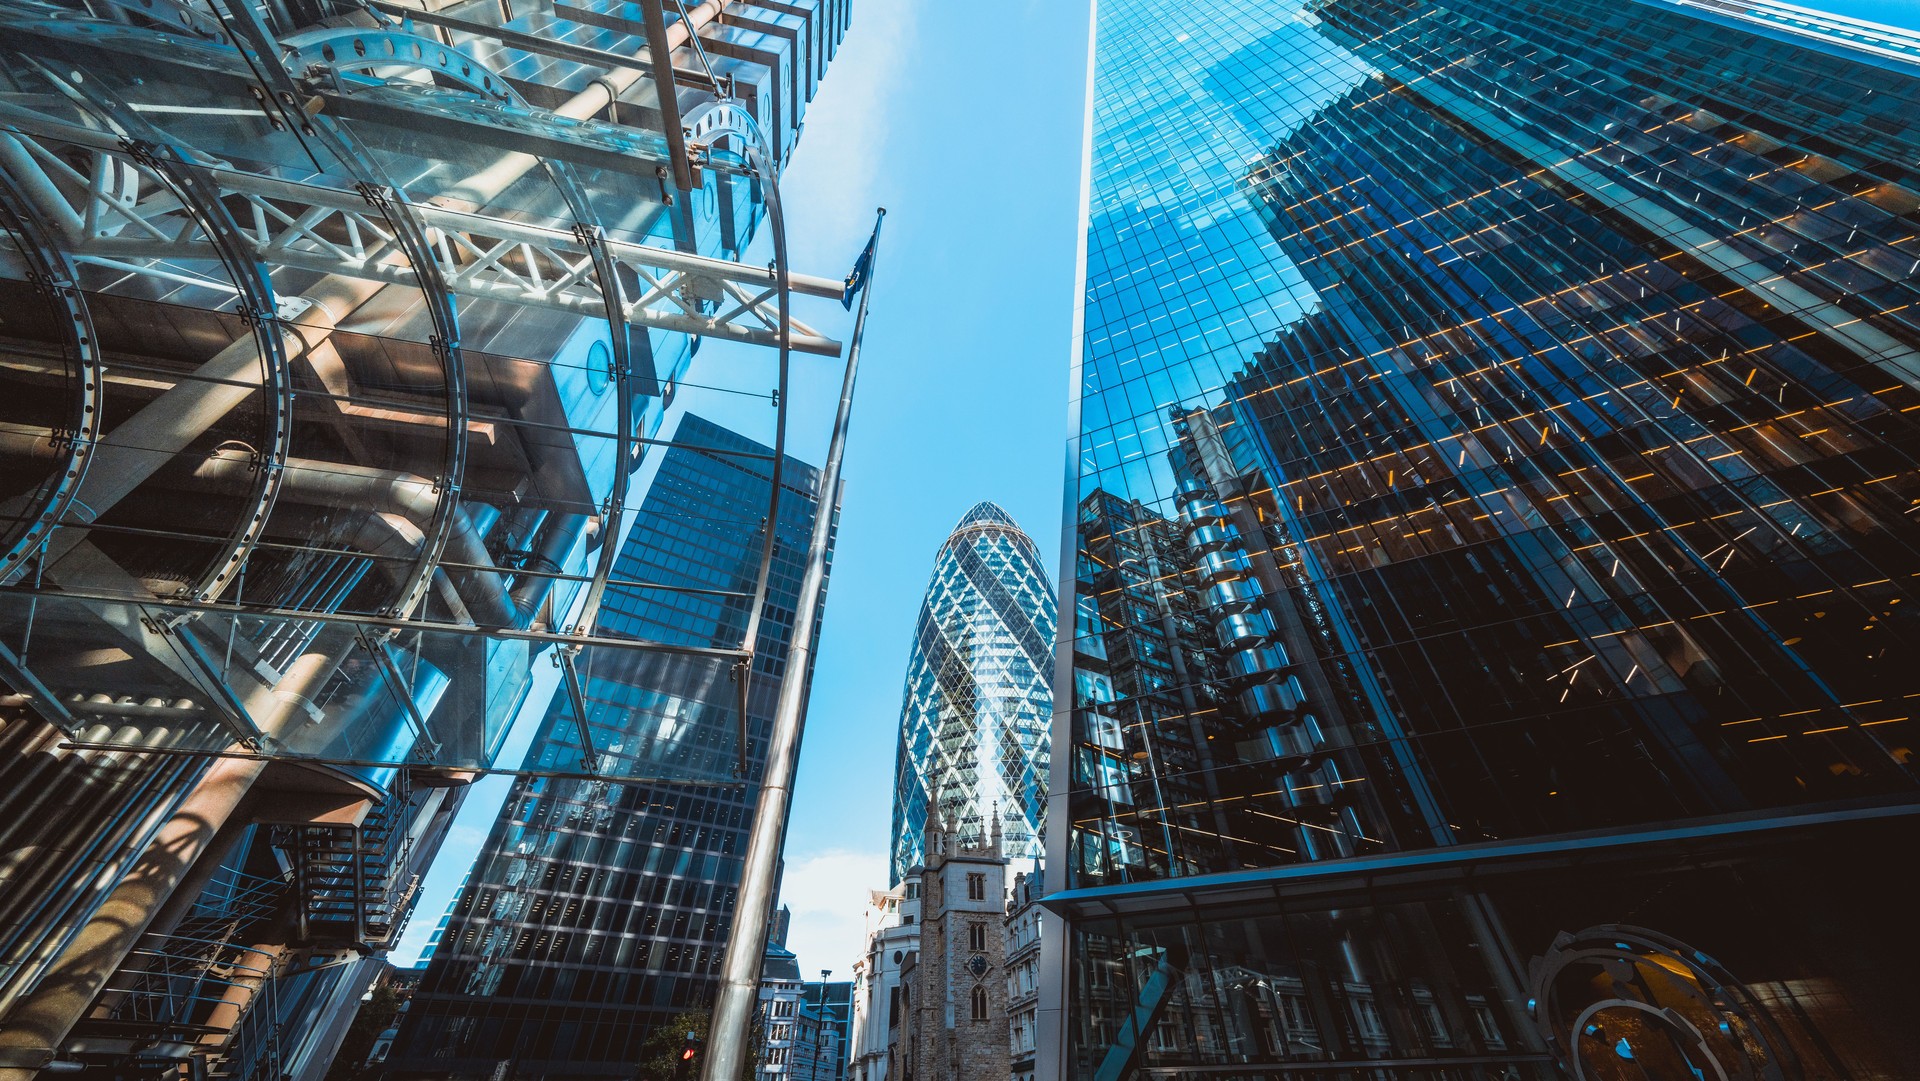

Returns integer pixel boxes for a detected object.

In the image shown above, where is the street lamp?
[814,970,832,1081]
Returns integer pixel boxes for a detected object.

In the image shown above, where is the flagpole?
[701,208,886,1081]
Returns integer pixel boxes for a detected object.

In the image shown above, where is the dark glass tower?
[1048,0,1920,1077]
[384,415,830,1077]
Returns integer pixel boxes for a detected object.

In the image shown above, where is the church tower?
[900,813,1010,1081]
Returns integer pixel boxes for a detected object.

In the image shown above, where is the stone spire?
[923,804,947,861]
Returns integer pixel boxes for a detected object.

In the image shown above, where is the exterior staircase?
[64,867,287,1075]
[291,775,415,951]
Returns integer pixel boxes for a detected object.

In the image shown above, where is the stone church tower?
[901,812,1010,1081]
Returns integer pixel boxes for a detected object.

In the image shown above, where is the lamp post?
[814,970,832,1081]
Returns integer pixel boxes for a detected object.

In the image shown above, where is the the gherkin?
[890,502,1056,884]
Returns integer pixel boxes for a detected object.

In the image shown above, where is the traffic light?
[674,1032,703,1080]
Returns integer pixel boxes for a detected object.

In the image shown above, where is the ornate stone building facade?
[1002,871,1044,1081]
[848,883,915,1081]
[897,817,1010,1081]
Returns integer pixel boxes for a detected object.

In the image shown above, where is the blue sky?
[395,0,1920,979]
[728,0,1093,979]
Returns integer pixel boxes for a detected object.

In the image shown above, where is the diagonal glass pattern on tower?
[1045,0,1920,1076]
[891,502,1056,882]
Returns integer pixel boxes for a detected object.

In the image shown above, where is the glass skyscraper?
[1048,0,1920,1077]
[891,502,1056,882]
[383,415,830,1077]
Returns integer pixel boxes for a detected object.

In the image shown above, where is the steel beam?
[639,0,694,191]
[702,208,885,1081]
[0,117,842,354]
[0,578,752,660]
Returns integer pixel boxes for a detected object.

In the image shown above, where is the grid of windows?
[387,415,830,1073]
[1058,0,1920,1074]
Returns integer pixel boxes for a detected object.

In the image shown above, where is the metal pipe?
[0,747,196,1012]
[350,513,473,623]
[702,208,884,1081]
[23,277,382,577]
[507,511,590,629]
[0,724,106,860]
[191,449,518,626]
[0,734,196,1010]
[441,0,728,208]
[193,448,588,629]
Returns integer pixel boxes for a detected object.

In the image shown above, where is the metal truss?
[0,114,845,356]
[0,0,862,787]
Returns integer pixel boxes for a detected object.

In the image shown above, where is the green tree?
[323,983,403,1081]
[629,1010,761,1081]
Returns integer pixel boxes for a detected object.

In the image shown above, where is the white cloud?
[779,847,891,981]
[778,0,921,257]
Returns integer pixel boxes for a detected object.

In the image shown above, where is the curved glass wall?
[0,0,845,782]
[891,501,1056,882]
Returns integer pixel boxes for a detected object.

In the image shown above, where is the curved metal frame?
[352,179,471,623]
[724,114,795,776]
[278,25,515,103]
[564,223,638,636]
[164,153,296,605]
[0,167,101,587]
[119,143,295,606]
[683,100,758,150]
[365,19,649,638]
[23,52,300,607]
[1529,924,1798,1081]
[1562,997,1730,1081]
[210,0,475,624]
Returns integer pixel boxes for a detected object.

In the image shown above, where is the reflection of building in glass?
[891,503,1056,882]
[383,415,829,1077]
[1048,0,1920,1077]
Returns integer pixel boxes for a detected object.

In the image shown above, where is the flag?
[841,224,878,310]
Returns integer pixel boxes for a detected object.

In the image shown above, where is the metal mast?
[702,208,885,1080]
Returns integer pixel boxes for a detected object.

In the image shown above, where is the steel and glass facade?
[0,0,849,1074]
[383,414,830,1076]
[891,502,1056,882]
[1048,0,1920,1077]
